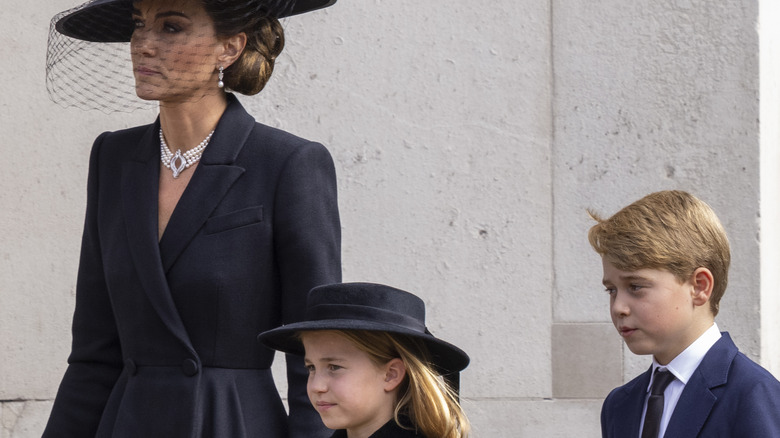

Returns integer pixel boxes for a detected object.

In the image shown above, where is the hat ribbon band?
[306,304,427,333]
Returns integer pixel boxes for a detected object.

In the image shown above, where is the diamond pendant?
[170,150,186,178]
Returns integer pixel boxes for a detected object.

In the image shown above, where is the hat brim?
[55,0,337,43]
[258,319,470,374]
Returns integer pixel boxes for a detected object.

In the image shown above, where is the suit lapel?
[121,122,195,353]
[666,377,717,437]
[158,94,254,272]
[120,95,255,350]
[665,333,738,437]
[612,368,651,437]
[157,164,245,272]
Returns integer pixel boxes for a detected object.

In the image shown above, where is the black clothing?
[329,419,423,438]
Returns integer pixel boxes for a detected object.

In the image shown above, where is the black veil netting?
[46,0,335,113]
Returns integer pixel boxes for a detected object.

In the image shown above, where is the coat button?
[182,358,199,376]
[125,358,137,376]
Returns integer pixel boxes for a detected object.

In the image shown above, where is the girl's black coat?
[329,419,423,438]
[43,95,341,437]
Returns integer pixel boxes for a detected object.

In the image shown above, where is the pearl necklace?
[159,129,214,178]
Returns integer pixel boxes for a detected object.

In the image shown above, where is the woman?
[43,0,340,436]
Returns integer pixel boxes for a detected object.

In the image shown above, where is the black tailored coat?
[329,419,423,438]
[43,95,340,438]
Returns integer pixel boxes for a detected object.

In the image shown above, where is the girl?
[44,0,340,436]
[259,282,471,438]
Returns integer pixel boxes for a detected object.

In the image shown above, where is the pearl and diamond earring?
[217,66,224,88]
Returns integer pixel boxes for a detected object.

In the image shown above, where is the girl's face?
[302,331,401,438]
[130,0,223,103]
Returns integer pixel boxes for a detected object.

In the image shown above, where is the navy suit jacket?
[44,95,340,438]
[601,332,780,437]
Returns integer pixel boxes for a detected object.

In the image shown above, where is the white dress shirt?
[638,323,722,438]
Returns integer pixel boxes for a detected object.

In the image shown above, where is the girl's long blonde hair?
[336,330,470,438]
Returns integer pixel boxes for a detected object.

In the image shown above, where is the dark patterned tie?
[641,368,676,438]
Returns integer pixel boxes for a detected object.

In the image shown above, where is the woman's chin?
[135,88,222,104]
[134,88,162,102]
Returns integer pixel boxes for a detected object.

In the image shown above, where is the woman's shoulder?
[222,95,332,161]
[98,123,154,143]
[91,123,155,155]
[247,121,323,152]
[239,121,334,168]
[89,123,156,164]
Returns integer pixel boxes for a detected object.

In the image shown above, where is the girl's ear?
[691,267,714,307]
[217,32,247,68]
[383,358,406,392]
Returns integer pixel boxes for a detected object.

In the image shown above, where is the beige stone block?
[1,401,52,438]
[552,323,623,399]
[623,343,652,383]
[466,398,602,438]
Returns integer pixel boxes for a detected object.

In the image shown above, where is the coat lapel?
[120,95,255,352]
[121,122,195,353]
[665,333,738,437]
[611,368,650,437]
[158,94,254,272]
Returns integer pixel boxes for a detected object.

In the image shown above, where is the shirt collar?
[648,322,721,390]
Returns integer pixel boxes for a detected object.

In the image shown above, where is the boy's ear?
[217,32,248,68]
[690,267,714,307]
[383,358,407,393]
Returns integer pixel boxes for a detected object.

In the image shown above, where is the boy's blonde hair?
[335,330,470,438]
[588,190,730,316]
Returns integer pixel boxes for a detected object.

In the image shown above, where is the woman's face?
[130,0,223,103]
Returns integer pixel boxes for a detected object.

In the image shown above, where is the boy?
[588,190,780,438]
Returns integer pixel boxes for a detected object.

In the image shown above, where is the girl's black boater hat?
[258,282,470,374]
[55,0,337,42]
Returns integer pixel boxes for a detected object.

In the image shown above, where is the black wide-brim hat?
[258,283,470,374]
[55,0,337,42]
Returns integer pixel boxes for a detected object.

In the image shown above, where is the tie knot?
[650,369,676,395]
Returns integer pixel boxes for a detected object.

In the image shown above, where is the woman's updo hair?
[202,0,285,95]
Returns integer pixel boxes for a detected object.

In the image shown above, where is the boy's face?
[602,260,702,365]
[302,331,397,437]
